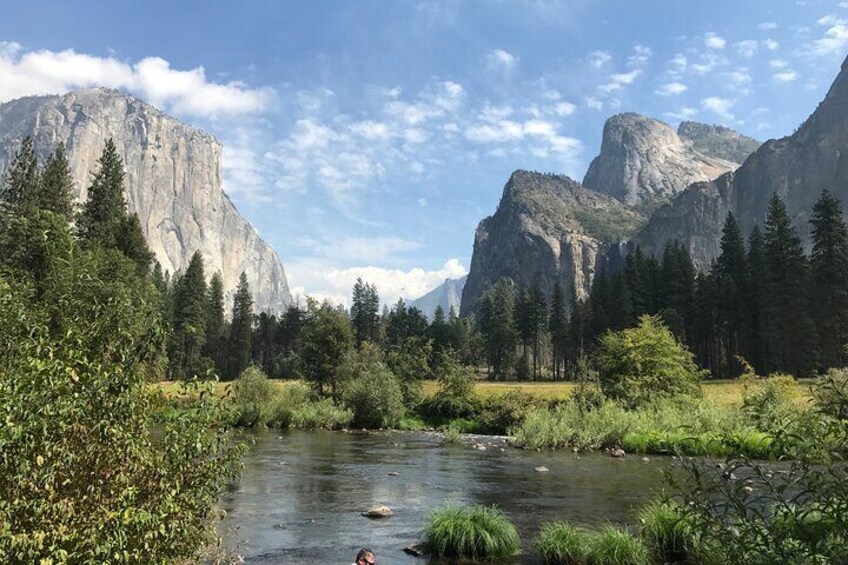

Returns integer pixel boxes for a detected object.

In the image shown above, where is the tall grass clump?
[421,505,520,561]
[586,525,649,565]
[638,501,692,563]
[536,520,592,564]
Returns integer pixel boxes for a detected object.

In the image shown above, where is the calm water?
[219,430,672,564]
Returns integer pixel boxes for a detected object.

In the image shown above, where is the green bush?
[536,520,592,564]
[741,373,798,432]
[476,391,542,434]
[0,246,243,562]
[586,525,649,565]
[232,366,277,427]
[338,344,404,428]
[595,315,704,408]
[812,367,848,420]
[421,505,520,560]
[422,351,479,419]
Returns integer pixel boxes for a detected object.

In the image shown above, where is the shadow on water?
[219,430,671,564]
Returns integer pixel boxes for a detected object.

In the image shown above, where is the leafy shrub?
[586,525,649,565]
[232,366,277,427]
[741,373,798,432]
[421,505,520,560]
[0,248,244,562]
[595,315,704,408]
[421,351,479,419]
[536,520,592,564]
[384,337,431,405]
[288,396,353,430]
[338,344,404,428]
[476,391,542,434]
[812,367,848,420]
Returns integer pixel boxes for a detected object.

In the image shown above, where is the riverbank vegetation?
[0,139,243,561]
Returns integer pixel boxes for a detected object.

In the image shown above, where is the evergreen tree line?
[475,191,848,380]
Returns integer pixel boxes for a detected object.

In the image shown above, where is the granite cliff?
[0,88,291,313]
[410,275,467,321]
[460,170,644,315]
[582,113,739,208]
[633,56,848,268]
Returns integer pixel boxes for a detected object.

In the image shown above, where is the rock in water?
[0,88,291,314]
[583,113,738,208]
[611,448,626,458]
[361,506,393,518]
[403,544,426,556]
[460,170,644,316]
[535,466,550,473]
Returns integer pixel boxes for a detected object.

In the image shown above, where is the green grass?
[638,501,692,563]
[421,505,520,561]
[586,526,649,565]
[536,521,592,565]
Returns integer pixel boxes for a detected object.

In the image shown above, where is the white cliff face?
[0,88,291,313]
[582,113,738,207]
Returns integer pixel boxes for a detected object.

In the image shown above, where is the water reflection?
[220,430,670,564]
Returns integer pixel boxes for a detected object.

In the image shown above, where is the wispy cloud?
[701,96,737,120]
[587,49,612,68]
[655,82,688,95]
[0,41,273,118]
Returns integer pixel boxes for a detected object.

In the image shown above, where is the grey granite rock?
[0,88,291,313]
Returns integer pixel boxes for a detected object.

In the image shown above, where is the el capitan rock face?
[633,56,848,268]
[460,170,644,315]
[582,113,738,208]
[0,88,291,313]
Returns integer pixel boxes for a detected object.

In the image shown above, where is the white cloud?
[701,96,737,120]
[588,50,612,68]
[487,49,519,72]
[705,32,727,49]
[655,82,688,96]
[552,102,577,116]
[585,96,603,110]
[664,107,698,121]
[774,70,799,82]
[599,69,642,93]
[769,59,789,68]
[0,42,273,118]
[287,257,468,307]
[758,22,778,30]
[762,38,780,50]
[735,40,759,57]
[627,44,653,67]
[668,53,688,74]
[809,14,848,55]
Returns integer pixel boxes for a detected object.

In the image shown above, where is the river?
[219,429,672,564]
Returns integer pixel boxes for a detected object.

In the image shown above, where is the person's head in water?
[355,548,375,565]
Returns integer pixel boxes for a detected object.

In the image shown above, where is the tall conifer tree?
[810,189,848,368]
[228,272,254,379]
[171,251,208,379]
[38,142,75,221]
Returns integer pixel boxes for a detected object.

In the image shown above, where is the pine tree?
[549,281,568,380]
[1,136,39,217]
[38,142,75,221]
[117,213,154,274]
[659,241,695,341]
[714,213,749,377]
[171,251,208,379]
[204,272,226,373]
[77,139,127,249]
[529,284,547,379]
[746,226,767,372]
[227,272,254,380]
[479,278,517,380]
[762,194,818,375]
[810,190,848,369]
[350,278,380,346]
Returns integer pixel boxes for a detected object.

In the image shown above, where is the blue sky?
[1,0,847,305]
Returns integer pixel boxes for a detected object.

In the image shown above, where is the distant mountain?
[460,170,644,315]
[0,88,291,313]
[582,113,738,208]
[633,55,848,268]
[677,121,761,165]
[410,275,467,321]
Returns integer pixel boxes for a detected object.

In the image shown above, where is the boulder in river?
[611,448,626,458]
[362,506,393,518]
[535,466,550,473]
[404,544,426,556]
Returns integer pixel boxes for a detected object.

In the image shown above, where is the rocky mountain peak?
[582,112,738,208]
[0,89,291,313]
[677,121,761,164]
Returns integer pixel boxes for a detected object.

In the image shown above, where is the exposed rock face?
[582,113,737,207]
[460,170,644,315]
[633,56,848,268]
[0,88,291,313]
[677,121,761,164]
[410,275,467,321]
